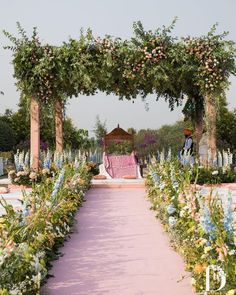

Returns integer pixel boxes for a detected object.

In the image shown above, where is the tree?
[216,96,236,150]
[155,121,191,154]
[0,96,90,151]
[63,118,90,150]
[0,121,15,151]
[127,127,137,135]
[93,116,107,146]
[134,120,191,157]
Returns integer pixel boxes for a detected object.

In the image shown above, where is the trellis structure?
[3,21,236,170]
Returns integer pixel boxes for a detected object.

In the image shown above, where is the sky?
[0,0,236,136]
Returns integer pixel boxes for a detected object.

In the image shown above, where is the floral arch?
[3,20,236,170]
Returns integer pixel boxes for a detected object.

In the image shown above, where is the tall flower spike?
[223,194,234,236]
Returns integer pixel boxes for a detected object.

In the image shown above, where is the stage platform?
[91,178,145,188]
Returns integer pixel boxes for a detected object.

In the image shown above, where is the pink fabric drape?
[103,153,138,178]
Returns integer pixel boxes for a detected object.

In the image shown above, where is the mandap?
[98,125,142,179]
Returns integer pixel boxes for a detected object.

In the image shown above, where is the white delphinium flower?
[160,150,165,165]
[213,155,217,167]
[167,148,171,161]
[67,149,73,163]
[82,152,87,163]
[24,151,30,170]
[223,149,229,171]
[14,150,20,172]
[78,149,82,161]
[19,150,25,171]
[217,151,223,168]
[207,148,212,165]
[74,156,80,169]
[228,149,233,166]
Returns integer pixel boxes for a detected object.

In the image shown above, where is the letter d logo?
[205,265,226,294]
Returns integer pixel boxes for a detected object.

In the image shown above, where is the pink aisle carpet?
[42,188,194,295]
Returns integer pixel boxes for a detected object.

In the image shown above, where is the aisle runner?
[42,188,194,295]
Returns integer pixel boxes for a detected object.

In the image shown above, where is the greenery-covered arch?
[3,20,236,169]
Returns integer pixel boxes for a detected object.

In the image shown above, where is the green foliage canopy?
[3,21,236,109]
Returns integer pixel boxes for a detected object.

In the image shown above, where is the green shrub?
[191,166,236,184]
[0,121,15,152]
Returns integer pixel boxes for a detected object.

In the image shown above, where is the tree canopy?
[0,96,90,151]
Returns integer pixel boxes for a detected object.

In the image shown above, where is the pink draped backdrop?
[104,153,138,178]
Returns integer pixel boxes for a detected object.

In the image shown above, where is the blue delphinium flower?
[200,205,216,240]
[223,196,234,236]
[67,150,73,163]
[167,204,176,215]
[151,171,160,184]
[43,150,52,169]
[22,206,30,217]
[54,152,64,169]
[172,181,179,189]
[51,169,65,202]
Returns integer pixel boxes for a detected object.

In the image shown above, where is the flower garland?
[3,21,235,108]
